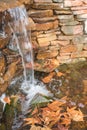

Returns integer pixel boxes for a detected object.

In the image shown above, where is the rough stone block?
[52,0,63,2]
[34,0,52,2]
[28,10,53,18]
[33,17,57,23]
[61,25,83,35]
[32,3,63,9]
[37,33,57,46]
[57,15,74,20]
[64,0,83,7]
[37,50,58,59]
[60,44,77,53]
[54,9,72,15]
[36,20,58,31]
[71,51,87,58]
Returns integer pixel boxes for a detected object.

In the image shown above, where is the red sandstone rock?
[26,17,36,30]
[71,51,87,58]
[32,3,63,9]
[83,44,87,50]
[37,33,57,47]
[49,44,60,50]
[28,10,53,18]
[64,0,83,7]
[57,40,70,46]
[59,20,79,26]
[61,25,83,35]
[0,37,10,49]
[37,50,58,59]
[34,0,52,2]
[71,6,87,10]
[36,20,58,31]
[33,17,57,23]
[57,15,74,20]
[60,44,77,53]
[58,35,74,40]
[72,10,87,15]
[57,55,70,63]
[54,9,72,15]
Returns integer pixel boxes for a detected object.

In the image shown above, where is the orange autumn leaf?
[3,97,11,104]
[32,107,38,115]
[60,113,71,126]
[30,125,51,130]
[24,117,41,125]
[42,72,55,83]
[67,107,84,121]
[56,72,65,77]
[48,100,66,111]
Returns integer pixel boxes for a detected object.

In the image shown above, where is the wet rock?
[0,61,18,95]
[34,58,59,72]
[0,100,3,119]
[0,53,6,76]
[0,37,10,49]
[26,17,36,31]
[0,0,21,12]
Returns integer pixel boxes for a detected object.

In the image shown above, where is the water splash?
[6,6,51,111]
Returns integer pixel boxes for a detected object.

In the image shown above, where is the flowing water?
[6,6,50,111]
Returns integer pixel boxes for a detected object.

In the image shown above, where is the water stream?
[7,6,50,111]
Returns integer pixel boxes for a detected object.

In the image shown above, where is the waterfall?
[6,6,51,111]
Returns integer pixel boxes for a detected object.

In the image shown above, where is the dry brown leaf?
[24,117,41,125]
[48,100,65,111]
[67,107,84,121]
[60,113,71,126]
[32,107,38,115]
[42,72,55,83]
[30,125,51,130]
[3,96,11,104]
[56,72,65,77]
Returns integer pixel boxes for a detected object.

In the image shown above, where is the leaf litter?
[24,96,84,130]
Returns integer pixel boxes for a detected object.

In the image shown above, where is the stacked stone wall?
[27,0,87,68]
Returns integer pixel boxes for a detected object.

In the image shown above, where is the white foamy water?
[7,6,51,111]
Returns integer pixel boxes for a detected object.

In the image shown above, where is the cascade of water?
[6,6,51,111]
[8,7,34,86]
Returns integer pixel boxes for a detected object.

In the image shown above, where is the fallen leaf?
[30,125,51,130]
[57,123,69,130]
[60,113,71,126]
[32,107,38,115]
[56,72,65,77]
[48,100,65,111]
[24,117,41,125]
[3,96,11,104]
[42,72,55,83]
[67,107,84,121]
